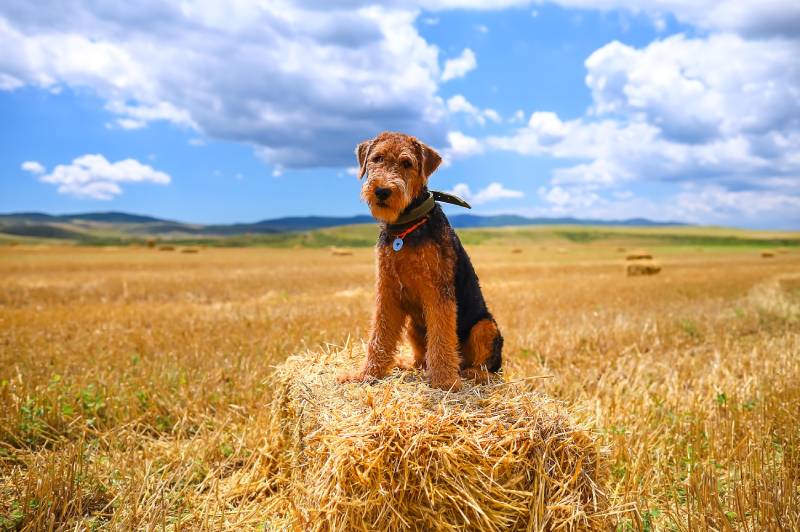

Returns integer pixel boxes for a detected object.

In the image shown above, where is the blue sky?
[1,1,799,228]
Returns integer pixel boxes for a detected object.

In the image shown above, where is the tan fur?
[337,248,406,383]
[458,318,500,384]
[459,367,494,385]
[338,131,493,390]
[356,132,440,223]
[404,317,427,370]
[393,240,461,390]
[460,318,499,368]
[338,239,462,390]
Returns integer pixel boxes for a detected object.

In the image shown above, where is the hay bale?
[626,260,661,276]
[270,348,609,531]
[761,251,775,258]
[511,248,523,254]
[625,250,652,261]
[616,247,626,253]
[330,247,353,256]
[158,245,175,252]
[181,248,199,254]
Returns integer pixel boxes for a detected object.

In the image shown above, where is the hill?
[1,211,799,250]
[0,210,685,243]
[2,210,799,250]
[448,214,683,228]
[0,211,169,224]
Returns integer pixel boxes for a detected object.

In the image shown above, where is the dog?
[337,131,503,390]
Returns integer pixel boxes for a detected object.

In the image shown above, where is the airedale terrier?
[337,131,503,391]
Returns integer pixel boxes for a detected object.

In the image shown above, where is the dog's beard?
[362,180,410,223]
[367,198,407,223]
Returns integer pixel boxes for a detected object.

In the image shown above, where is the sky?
[1,1,799,229]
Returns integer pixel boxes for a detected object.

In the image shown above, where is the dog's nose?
[375,187,391,201]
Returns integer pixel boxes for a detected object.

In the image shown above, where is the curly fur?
[338,131,503,390]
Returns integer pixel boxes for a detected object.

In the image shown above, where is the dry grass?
[1,243,799,530]
[269,348,609,530]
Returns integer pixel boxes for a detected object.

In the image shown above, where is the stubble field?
[1,232,798,530]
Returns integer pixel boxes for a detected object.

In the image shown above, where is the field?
[1,225,799,530]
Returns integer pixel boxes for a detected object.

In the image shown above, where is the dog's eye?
[372,155,383,163]
[401,159,413,169]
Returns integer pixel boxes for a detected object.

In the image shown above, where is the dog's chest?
[379,241,454,303]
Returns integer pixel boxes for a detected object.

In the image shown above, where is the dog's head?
[356,131,442,223]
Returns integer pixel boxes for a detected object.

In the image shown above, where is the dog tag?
[392,238,404,252]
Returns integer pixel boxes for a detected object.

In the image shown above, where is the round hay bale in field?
[626,260,661,276]
[761,251,775,258]
[158,245,175,251]
[625,250,652,261]
[270,348,610,531]
[511,247,523,254]
[331,247,354,256]
[181,248,199,254]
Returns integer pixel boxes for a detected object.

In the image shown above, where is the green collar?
[386,190,471,232]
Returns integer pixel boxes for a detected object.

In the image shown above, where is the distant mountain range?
[0,210,685,240]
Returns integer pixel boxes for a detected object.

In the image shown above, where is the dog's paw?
[429,374,462,391]
[393,356,417,371]
[336,371,376,385]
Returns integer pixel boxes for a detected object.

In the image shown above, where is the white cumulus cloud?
[0,2,448,169]
[37,154,171,200]
[538,185,600,212]
[446,94,501,126]
[21,160,45,174]
[485,28,800,224]
[532,182,800,228]
[2,0,800,226]
[527,112,568,145]
[450,182,524,205]
[674,185,800,221]
[543,0,800,38]
[444,131,484,160]
[585,34,800,142]
[441,48,477,81]
[421,0,800,38]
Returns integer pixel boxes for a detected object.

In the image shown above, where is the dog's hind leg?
[459,318,503,384]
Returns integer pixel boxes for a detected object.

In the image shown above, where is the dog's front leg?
[423,293,461,391]
[337,275,404,384]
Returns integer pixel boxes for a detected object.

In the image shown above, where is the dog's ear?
[355,139,373,179]
[419,143,442,179]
